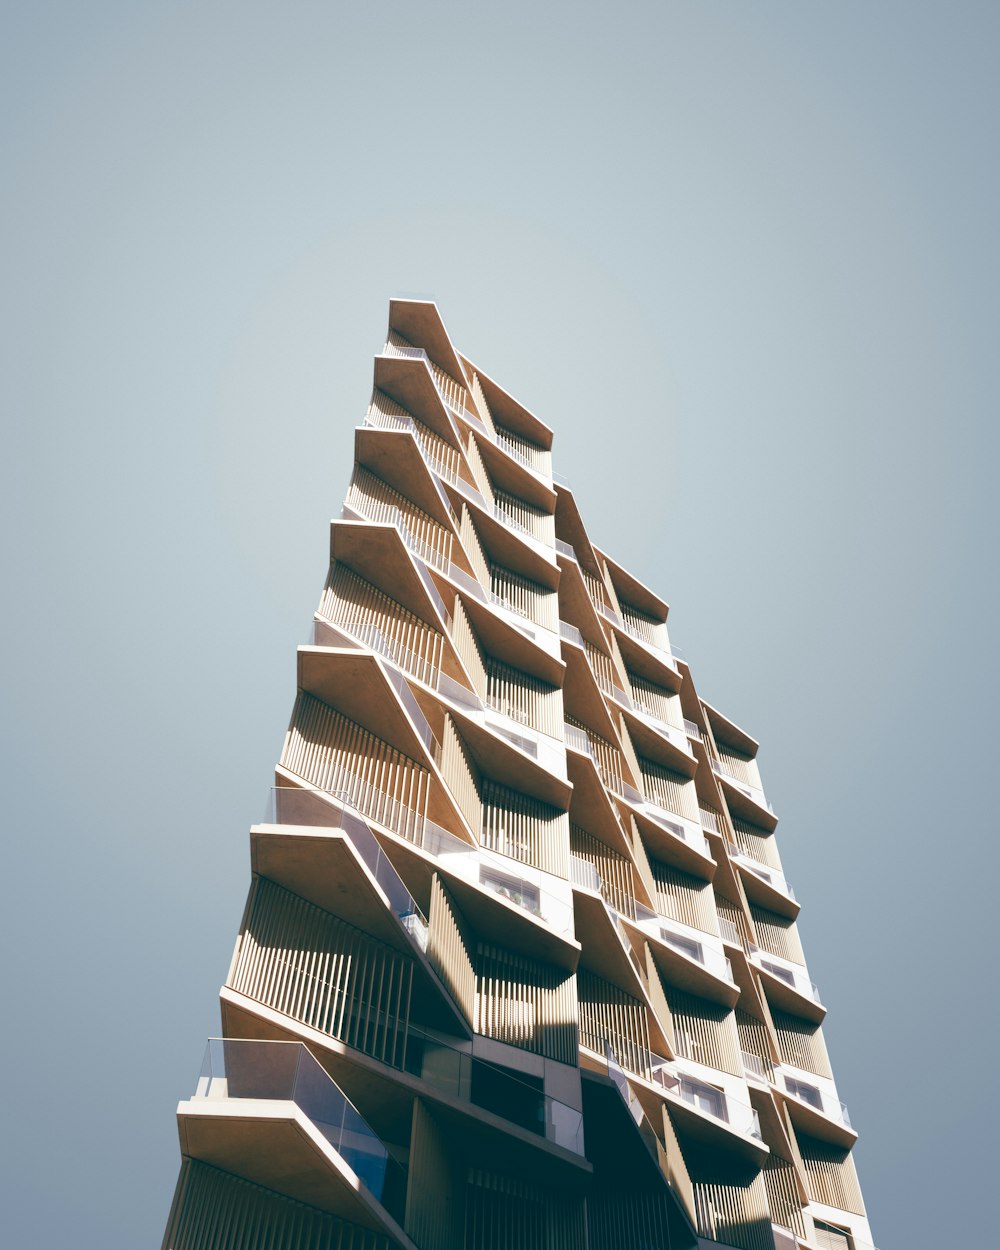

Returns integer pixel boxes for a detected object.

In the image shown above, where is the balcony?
[709,757,777,829]
[179,1038,412,1236]
[724,841,799,918]
[748,946,826,1023]
[781,1072,856,1147]
[604,1044,766,1162]
[627,901,739,1007]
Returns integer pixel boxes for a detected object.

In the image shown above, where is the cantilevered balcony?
[779,1071,856,1148]
[724,840,800,919]
[748,946,826,1023]
[178,1038,413,1241]
[602,1044,766,1163]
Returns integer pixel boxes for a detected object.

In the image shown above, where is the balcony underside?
[330,520,444,629]
[373,354,456,442]
[177,1098,415,1245]
[355,426,456,527]
[449,587,565,686]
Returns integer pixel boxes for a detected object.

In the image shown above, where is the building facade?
[161,301,874,1250]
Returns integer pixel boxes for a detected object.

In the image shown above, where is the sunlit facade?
[161,301,874,1250]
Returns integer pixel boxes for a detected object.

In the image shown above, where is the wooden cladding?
[229,879,413,1068]
[464,1168,587,1250]
[481,779,570,877]
[439,715,483,836]
[459,504,491,589]
[494,488,555,547]
[450,597,488,698]
[772,1009,833,1079]
[163,1161,391,1250]
[735,1008,775,1080]
[427,875,476,1026]
[570,824,636,918]
[577,967,651,1077]
[762,1152,807,1240]
[693,1173,774,1250]
[629,673,683,728]
[428,357,472,416]
[476,944,578,1064]
[664,986,742,1077]
[486,657,562,736]
[490,564,558,630]
[651,860,719,935]
[732,817,780,870]
[639,757,699,820]
[798,1135,867,1216]
[581,567,609,612]
[319,562,444,687]
[750,904,805,965]
[282,692,430,843]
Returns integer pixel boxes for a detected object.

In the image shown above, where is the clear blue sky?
[2,4,997,1246]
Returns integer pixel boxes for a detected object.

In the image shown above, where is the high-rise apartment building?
[161,301,874,1250]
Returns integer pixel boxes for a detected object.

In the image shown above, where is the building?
[161,301,874,1250]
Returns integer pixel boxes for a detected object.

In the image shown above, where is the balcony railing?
[710,758,776,814]
[782,1074,852,1130]
[195,1038,406,1216]
[748,945,822,1005]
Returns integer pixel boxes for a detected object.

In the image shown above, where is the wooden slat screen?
[799,1136,867,1216]
[162,1160,391,1250]
[620,602,665,649]
[617,717,644,791]
[715,894,755,948]
[428,357,471,416]
[629,674,683,728]
[750,904,805,965]
[464,1168,587,1250]
[639,758,699,820]
[489,564,558,630]
[736,1008,775,1080]
[449,597,488,698]
[427,874,476,1026]
[718,746,760,790]
[581,567,608,612]
[494,425,552,476]
[584,639,618,696]
[486,657,562,737]
[644,948,676,1052]
[345,466,453,573]
[405,1102,463,1250]
[733,817,781,870]
[577,967,651,1078]
[281,693,429,842]
[660,1107,697,1225]
[494,489,555,546]
[772,1010,833,1078]
[319,562,444,687]
[570,824,636,918]
[481,779,570,877]
[587,1184,679,1250]
[652,861,720,935]
[465,433,496,508]
[475,943,578,1064]
[469,372,496,434]
[762,1152,807,1240]
[628,816,660,906]
[566,715,625,793]
[229,879,413,1068]
[439,715,483,836]
[693,1173,774,1250]
[459,503,492,589]
[663,986,742,1076]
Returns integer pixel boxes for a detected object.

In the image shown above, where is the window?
[480,866,541,915]
[813,1219,854,1250]
[761,958,796,987]
[785,1075,823,1110]
[660,928,704,964]
[678,1076,727,1121]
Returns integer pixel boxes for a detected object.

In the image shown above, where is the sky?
[2,3,997,1247]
